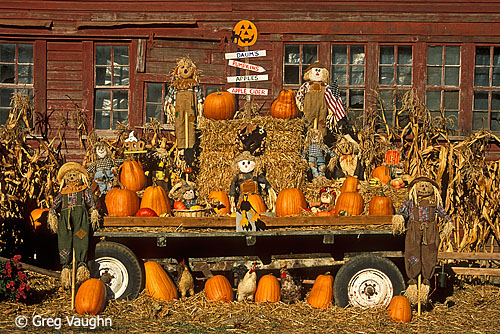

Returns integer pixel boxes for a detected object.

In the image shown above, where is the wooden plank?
[451,267,500,276]
[438,252,500,260]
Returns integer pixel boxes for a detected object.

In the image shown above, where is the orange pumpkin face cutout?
[232,20,257,47]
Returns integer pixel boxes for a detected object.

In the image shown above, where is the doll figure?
[310,186,336,214]
[329,135,365,180]
[169,180,198,209]
[302,128,334,179]
[48,162,100,288]
[392,176,454,305]
[86,142,124,196]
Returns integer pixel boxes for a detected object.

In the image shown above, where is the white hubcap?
[95,257,129,299]
[347,269,393,308]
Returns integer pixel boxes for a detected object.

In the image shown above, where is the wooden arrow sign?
[227,74,268,83]
[227,59,266,73]
[227,87,268,96]
[225,50,267,60]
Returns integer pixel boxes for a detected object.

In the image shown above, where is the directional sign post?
[227,74,268,83]
[227,59,265,73]
[227,87,268,96]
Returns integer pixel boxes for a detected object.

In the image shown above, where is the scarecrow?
[302,128,334,179]
[48,162,100,288]
[328,135,364,180]
[392,176,454,305]
[310,186,336,214]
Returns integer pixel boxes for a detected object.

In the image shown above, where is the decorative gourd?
[144,261,178,301]
[75,278,107,315]
[275,188,307,217]
[335,192,364,216]
[208,191,231,215]
[140,185,172,216]
[390,178,404,190]
[307,274,333,309]
[372,166,391,184]
[203,91,236,120]
[119,160,146,192]
[270,89,300,119]
[340,176,360,193]
[105,188,140,217]
[387,295,412,323]
[29,208,49,230]
[255,274,281,303]
[205,275,234,302]
[315,210,336,217]
[369,193,394,216]
[135,207,158,217]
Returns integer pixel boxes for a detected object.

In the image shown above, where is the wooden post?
[185,112,189,182]
[417,274,421,315]
[71,249,76,310]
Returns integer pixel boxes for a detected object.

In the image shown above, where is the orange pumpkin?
[239,194,267,213]
[119,160,146,192]
[208,191,231,215]
[275,188,307,217]
[335,192,364,216]
[173,201,188,210]
[75,278,107,315]
[369,195,394,216]
[340,176,360,193]
[203,91,236,120]
[29,208,49,231]
[315,210,336,217]
[144,261,178,301]
[205,275,234,302]
[255,274,281,303]
[140,185,172,216]
[105,188,140,217]
[384,148,401,166]
[270,89,299,119]
[307,274,333,309]
[372,166,391,184]
[135,207,158,217]
[387,295,412,323]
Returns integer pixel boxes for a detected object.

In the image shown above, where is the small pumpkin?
[205,275,234,302]
[203,91,236,120]
[105,188,140,217]
[275,188,307,217]
[119,160,147,192]
[255,274,281,303]
[173,201,188,210]
[315,210,336,217]
[270,89,300,119]
[140,185,172,216]
[208,191,231,215]
[135,207,158,217]
[340,176,360,193]
[144,261,178,301]
[390,178,404,189]
[384,148,401,166]
[372,166,391,184]
[75,278,107,315]
[369,193,394,216]
[29,208,49,231]
[335,192,364,216]
[307,274,333,309]
[387,295,412,323]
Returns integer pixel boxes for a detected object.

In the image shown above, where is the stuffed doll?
[86,141,124,199]
[169,180,198,209]
[392,176,454,305]
[310,186,336,214]
[48,162,100,288]
[328,135,365,180]
[302,128,334,179]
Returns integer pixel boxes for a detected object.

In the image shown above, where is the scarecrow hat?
[57,162,89,183]
[305,61,326,73]
[408,176,440,190]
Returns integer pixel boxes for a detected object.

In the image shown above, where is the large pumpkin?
[144,261,178,301]
[203,91,236,120]
[29,208,49,231]
[270,89,299,119]
[75,278,107,315]
[140,185,172,216]
[307,274,333,309]
[275,188,307,217]
[340,176,360,193]
[255,274,281,303]
[119,160,146,192]
[239,194,267,213]
[372,166,391,184]
[205,275,234,302]
[208,191,231,215]
[387,296,412,323]
[105,188,140,217]
[335,192,364,216]
[369,195,394,216]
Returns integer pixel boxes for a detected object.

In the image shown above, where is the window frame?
[283,42,319,89]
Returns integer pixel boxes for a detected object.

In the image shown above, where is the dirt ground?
[1,272,499,334]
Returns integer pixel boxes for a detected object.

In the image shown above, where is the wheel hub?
[347,269,393,308]
[95,256,129,299]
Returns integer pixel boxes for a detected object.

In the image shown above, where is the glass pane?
[96,45,111,65]
[0,108,8,124]
[445,67,459,86]
[284,45,300,64]
[491,112,500,131]
[147,83,163,103]
[426,91,441,110]
[475,46,490,66]
[397,66,412,85]
[284,66,299,84]
[113,46,129,66]
[146,103,162,121]
[473,111,488,130]
[427,67,441,86]
[380,46,394,65]
[205,85,219,96]
[379,66,394,85]
[474,91,488,111]
[350,45,365,64]
[349,89,364,109]
[427,46,442,65]
[492,91,500,110]
[114,66,129,86]
[332,65,347,85]
[380,90,394,126]
[94,90,111,130]
[113,91,128,110]
[494,47,500,66]
[0,64,15,83]
[302,45,318,64]
[445,46,460,65]
[18,65,33,84]
[0,44,15,62]
[444,91,459,110]
[332,45,347,64]
[0,87,14,107]
[493,67,500,87]
[445,111,459,131]
[398,46,412,65]
[18,44,33,63]
[96,66,111,86]
[95,90,111,110]
[474,67,489,86]
[349,65,364,85]
[113,109,128,128]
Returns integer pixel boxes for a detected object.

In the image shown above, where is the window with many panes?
[378,45,413,127]
[0,43,33,125]
[473,46,500,132]
[283,44,318,87]
[331,44,366,122]
[94,45,129,130]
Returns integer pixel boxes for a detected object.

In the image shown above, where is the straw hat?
[57,162,89,183]
[408,176,439,190]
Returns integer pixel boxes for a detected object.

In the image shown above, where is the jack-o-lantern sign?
[232,20,258,47]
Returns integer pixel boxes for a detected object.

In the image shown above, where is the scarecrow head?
[94,141,111,160]
[232,151,262,175]
[57,162,90,189]
[172,56,199,82]
[408,176,442,206]
[305,128,323,147]
[337,135,357,155]
[169,180,197,202]
[303,61,329,84]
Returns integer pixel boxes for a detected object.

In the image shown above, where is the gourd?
[371,165,391,184]
[255,274,281,303]
[203,91,236,120]
[275,188,307,217]
[105,187,140,217]
[205,275,234,302]
[270,89,300,119]
[140,185,172,216]
[208,191,231,215]
[387,296,412,323]
[75,278,107,315]
[144,261,178,301]
[307,274,333,309]
[119,160,146,192]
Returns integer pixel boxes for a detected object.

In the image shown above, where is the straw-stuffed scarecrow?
[169,180,198,209]
[48,162,100,288]
[302,128,334,179]
[392,176,454,305]
[328,135,364,180]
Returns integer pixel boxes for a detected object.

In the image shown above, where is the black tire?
[92,241,143,300]
[333,254,405,308]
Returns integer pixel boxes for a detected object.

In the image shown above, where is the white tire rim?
[95,256,129,299]
[347,268,393,308]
